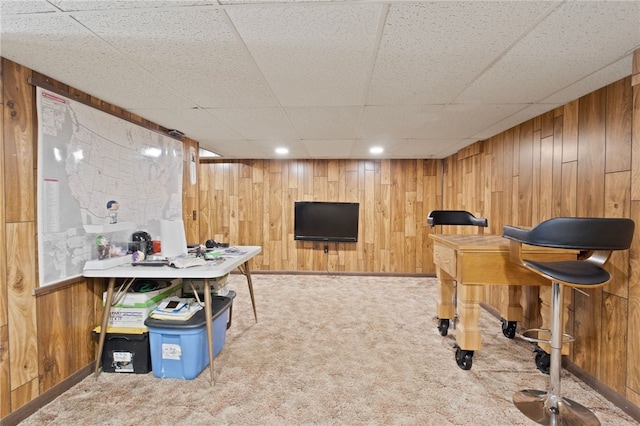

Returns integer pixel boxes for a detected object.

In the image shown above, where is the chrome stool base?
[513,389,601,426]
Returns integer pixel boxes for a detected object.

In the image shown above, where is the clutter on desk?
[129,230,155,255]
[169,256,206,269]
[149,296,202,321]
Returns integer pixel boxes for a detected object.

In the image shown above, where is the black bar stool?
[503,217,634,426]
[427,210,488,337]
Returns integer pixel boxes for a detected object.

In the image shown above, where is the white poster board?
[36,87,183,286]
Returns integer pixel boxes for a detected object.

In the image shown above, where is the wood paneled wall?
[198,159,440,273]
[0,58,200,421]
[438,69,640,405]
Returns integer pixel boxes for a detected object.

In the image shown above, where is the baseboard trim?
[1,363,94,426]
[480,302,640,423]
[232,270,435,278]
[563,361,640,423]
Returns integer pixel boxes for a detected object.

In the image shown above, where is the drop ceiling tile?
[470,103,562,141]
[1,0,58,14]
[301,139,355,158]
[226,3,382,106]
[49,0,216,11]
[541,56,633,105]
[359,105,445,140]
[359,103,526,140]
[198,140,272,159]
[75,7,278,108]
[206,108,299,140]
[257,139,310,159]
[427,103,531,139]
[205,139,309,159]
[0,13,190,110]
[128,107,243,141]
[285,106,361,139]
[457,1,640,104]
[367,1,556,105]
[433,139,479,158]
[349,138,466,159]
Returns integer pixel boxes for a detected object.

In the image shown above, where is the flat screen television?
[294,201,359,242]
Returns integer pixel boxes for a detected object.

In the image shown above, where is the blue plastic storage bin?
[144,295,232,379]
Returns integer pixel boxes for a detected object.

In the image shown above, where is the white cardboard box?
[182,274,229,295]
[104,278,183,308]
[108,304,159,328]
[103,278,183,328]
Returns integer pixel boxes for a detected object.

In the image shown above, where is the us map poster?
[36,87,183,286]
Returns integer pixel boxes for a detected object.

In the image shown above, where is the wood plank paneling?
[539,135,554,221]
[605,77,632,173]
[3,61,35,223]
[604,171,631,298]
[563,99,579,162]
[628,199,640,395]
[37,288,73,392]
[71,280,97,370]
[601,293,627,393]
[631,75,640,206]
[0,57,6,329]
[518,120,533,226]
[7,222,38,390]
[10,379,38,412]
[0,58,9,419]
[551,115,564,218]
[0,325,9,417]
[577,88,606,218]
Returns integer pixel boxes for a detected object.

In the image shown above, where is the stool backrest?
[427,210,488,234]
[503,217,634,251]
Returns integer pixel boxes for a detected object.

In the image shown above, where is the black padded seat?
[522,260,611,286]
[502,217,634,426]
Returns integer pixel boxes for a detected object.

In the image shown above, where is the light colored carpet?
[19,275,638,425]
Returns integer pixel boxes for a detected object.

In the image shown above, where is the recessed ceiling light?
[275,147,289,155]
[370,146,384,154]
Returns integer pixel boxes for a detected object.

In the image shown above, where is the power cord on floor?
[325,246,338,279]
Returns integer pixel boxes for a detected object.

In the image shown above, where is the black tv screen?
[294,201,359,242]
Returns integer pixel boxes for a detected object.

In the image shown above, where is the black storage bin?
[92,329,151,374]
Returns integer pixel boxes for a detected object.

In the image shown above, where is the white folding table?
[84,246,262,385]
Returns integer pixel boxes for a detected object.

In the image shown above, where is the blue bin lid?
[144,295,232,329]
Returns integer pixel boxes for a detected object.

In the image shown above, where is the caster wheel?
[501,319,517,339]
[534,347,550,375]
[455,346,474,370]
[437,319,450,336]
